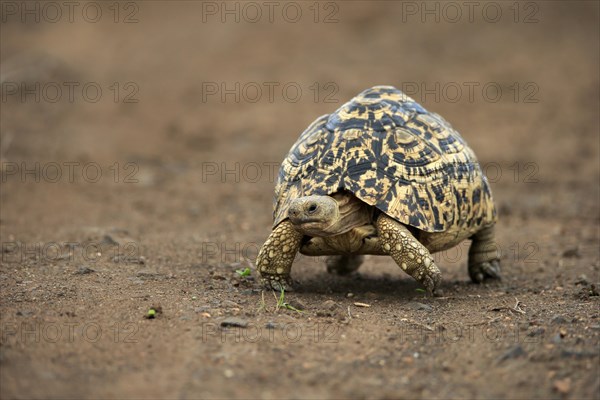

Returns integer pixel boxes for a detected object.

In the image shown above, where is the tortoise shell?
[274,86,496,233]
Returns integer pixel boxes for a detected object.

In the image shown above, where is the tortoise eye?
[307,204,318,213]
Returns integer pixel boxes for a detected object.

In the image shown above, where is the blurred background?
[1,1,598,398]
[2,1,598,236]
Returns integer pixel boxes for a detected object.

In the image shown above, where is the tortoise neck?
[321,192,373,236]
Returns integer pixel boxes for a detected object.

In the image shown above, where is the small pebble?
[75,265,95,275]
[407,302,432,312]
[220,317,248,328]
[553,378,571,394]
[562,247,581,258]
[497,345,526,362]
[221,300,239,308]
[551,333,562,344]
[526,327,545,337]
[322,300,338,311]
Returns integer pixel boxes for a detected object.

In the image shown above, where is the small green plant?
[235,267,251,277]
[283,303,302,313]
[276,288,285,310]
[274,288,303,313]
[415,288,426,293]
[145,305,162,319]
[257,291,267,313]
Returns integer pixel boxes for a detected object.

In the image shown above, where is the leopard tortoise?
[256,85,500,293]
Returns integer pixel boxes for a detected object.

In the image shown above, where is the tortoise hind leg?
[256,220,303,291]
[326,255,364,275]
[468,224,501,283]
[376,214,441,293]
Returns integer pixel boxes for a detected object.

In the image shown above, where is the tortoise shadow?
[291,270,502,300]
[293,272,434,299]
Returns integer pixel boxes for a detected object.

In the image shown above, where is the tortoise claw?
[469,259,502,283]
[422,271,442,294]
[260,274,294,292]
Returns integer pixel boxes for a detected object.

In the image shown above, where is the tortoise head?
[288,195,339,236]
[287,193,372,237]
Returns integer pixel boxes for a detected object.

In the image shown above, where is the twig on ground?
[400,318,435,331]
[490,297,526,315]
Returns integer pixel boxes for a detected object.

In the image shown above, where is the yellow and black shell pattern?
[273,86,496,233]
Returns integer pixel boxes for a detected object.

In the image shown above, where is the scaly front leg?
[377,214,442,293]
[256,220,303,291]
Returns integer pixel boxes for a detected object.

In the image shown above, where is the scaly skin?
[257,192,500,292]
[377,214,441,293]
[256,220,303,291]
[468,224,501,283]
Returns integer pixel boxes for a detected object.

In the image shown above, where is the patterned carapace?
[274,86,496,233]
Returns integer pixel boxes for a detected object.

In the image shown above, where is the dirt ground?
[0,1,599,399]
